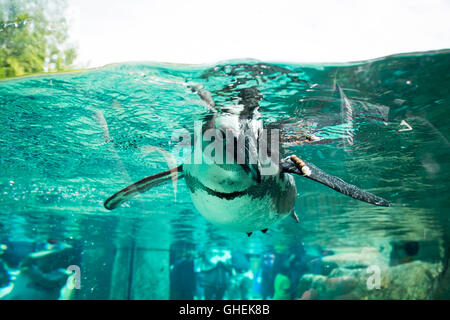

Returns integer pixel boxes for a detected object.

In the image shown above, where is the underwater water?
[0,50,449,300]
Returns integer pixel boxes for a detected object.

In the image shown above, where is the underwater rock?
[433,254,450,299]
[296,273,359,299]
[299,288,318,300]
[325,276,359,296]
[321,247,389,269]
[295,274,327,299]
[308,259,338,276]
[389,240,443,266]
[297,260,443,300]
[363,261,442,300]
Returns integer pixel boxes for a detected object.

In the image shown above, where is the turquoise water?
[0,50,449,299]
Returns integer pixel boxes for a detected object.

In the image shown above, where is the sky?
[67,0,450,68]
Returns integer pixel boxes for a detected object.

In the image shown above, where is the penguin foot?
[291,211,300,223]
[261,229,268,234]
[292,135,316,144]
[290,155,312,176]
[283,132,322,146]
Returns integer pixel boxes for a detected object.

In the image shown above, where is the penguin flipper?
[104,165,183,210]
[281,156,390,207]
[188,83,217,112]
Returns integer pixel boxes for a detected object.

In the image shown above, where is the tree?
[0,0,77,78]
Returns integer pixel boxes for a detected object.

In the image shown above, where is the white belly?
[189,190,288,232]
[184,164,297,232]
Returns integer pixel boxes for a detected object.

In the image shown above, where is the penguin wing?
[280,156,389,207]
[104,165,184,210]
[188,83,217,113]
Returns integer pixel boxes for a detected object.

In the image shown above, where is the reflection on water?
[0,50,449,299]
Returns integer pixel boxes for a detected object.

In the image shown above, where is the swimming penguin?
[0,246,77,300]
[104,83,389,235]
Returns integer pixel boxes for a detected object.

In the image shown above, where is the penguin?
[103,83,389,235]
[0,246,77,300]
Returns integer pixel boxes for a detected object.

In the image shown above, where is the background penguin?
[0,245,78,300]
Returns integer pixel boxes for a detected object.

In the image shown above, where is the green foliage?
[0,0,77,78]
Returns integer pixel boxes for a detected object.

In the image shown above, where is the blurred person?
[272,261,291,300]
[201,261,231,300]
[170,252,196,300]
[261,253,275,299]
[0,244,10,288]
[287,244,309,298]
[228,252,252,299]
[0,244,80,300]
